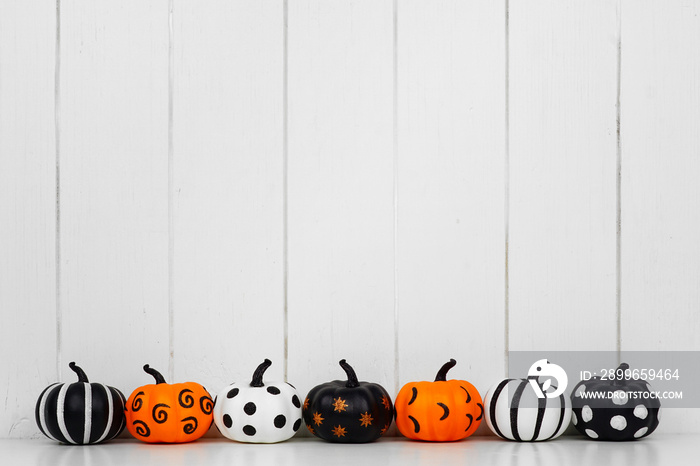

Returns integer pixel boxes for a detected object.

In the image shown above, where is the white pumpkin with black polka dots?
[570,363,660,441]
[213,359,302,443]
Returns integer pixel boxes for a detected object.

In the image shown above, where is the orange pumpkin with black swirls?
[125,365,213,443]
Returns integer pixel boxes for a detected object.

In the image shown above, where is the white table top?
[0,434,696,466]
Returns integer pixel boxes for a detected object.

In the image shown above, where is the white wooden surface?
[1,435,698,466]
[396,0,506,402]
[1,0,700,439]
[0,0,57,439]
[58,0,171,396]
[286,0,396,403]
[620,0,700,434]
[508,0,619,352]
[171,0,286,392]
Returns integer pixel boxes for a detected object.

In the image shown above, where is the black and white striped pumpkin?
[35,362,126,444]
[484,378,571,441]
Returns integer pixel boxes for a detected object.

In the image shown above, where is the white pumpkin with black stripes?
[484,375,571,441]
[35,362,126,444]
[213,359,302,443]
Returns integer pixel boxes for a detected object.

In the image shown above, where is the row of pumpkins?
[35,359,660,445]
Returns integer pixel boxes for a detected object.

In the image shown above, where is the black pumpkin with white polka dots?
[570,363,660,441]
[213,359,302,443]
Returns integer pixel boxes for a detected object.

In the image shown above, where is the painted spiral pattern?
[179,389,195,408]
[200,396,214,415]
[152,404,170,424]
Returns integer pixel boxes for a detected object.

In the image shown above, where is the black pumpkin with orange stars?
[302,360,393,443]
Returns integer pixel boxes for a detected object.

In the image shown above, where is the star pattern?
[312,411,325,425]
[307,424,315,435]
[332,425,347,438]
[380,423,390,435]
[333,397,349,412]
[381,395,391,410]
[359,412,374,427]
[303,398,310,410]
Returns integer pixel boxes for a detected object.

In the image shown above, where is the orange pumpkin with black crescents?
[125,364,213,443]
[395,359,483,441]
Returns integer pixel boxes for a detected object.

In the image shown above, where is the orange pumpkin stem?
[339,359,360,388]
[250,359,272,387]
[143,364,167,384]
[434,359,457,382]
[69,362,89,383]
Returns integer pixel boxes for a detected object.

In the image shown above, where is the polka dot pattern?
[610,415,627,431]
[634,405,648,420]
[581,405,593,422]
[244,402,256,415]
[570,371,660,441]
[214,379,302,444]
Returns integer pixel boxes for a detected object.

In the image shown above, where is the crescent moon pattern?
[460,385,472,403]
[408,387,418,405]
[408,415,421,434]
[437,402,450,420]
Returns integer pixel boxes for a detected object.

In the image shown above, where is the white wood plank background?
[58,0,170,395]
[0,0,57,439]
[171,0,286,393]
[396,0,506,406]
[1,0,699,438]
[620,0,700,435]
[508,0,619,352]
[286,0,397,404]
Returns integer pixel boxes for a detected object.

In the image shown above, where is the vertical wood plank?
[59,1,170,393]
[172,0,285,390]
[396,0,506,405]
[0,0,57,438]
[509,0,619,352]
[287,0,396,404]
[621,0,700,433]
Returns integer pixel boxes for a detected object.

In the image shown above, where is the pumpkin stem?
[143,364,167,384]
[250,359,272,387]
[613,362,630,387]
[69,362,89,383]
[339,359,360,388]
[434,359,457,382]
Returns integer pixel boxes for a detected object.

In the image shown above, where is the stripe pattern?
[484,378,571,442]
[35,381,126,444]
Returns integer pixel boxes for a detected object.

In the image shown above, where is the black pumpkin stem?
[435,359,457,382]
[339,359,360,388]
[69,362,89,383]
[143,364,167,384]
[251,359,272,387]
[613,362,630,387]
